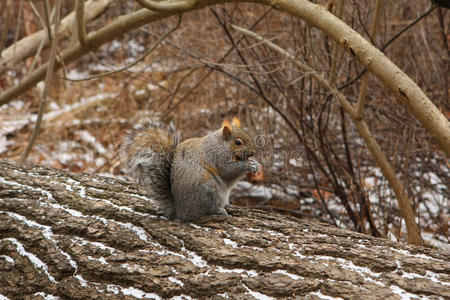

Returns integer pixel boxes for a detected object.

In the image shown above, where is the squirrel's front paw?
[246,158,260,173]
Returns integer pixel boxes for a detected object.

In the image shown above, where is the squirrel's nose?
[247,150,255,157]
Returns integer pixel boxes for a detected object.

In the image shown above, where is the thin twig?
[337,5,437,90]
[355,0,382,120]
[135,0,194,12]
[29,33,49,75]
[43,0,53,46]
[162,66,202,113]
[28,6,56,75]
[76,0,89,49]
[231,25,355,115]
[13,0,24,58]
[329,0,344,86]
[62,16,182,82]
[436,7,449,105]
[21,0,61,163]
[162,7,272,116]
[28,2,47,30]
[0,0,13,57]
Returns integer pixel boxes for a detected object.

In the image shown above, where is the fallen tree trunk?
[0,160,448,299]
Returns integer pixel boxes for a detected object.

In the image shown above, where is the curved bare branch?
[135,0,195,12]
[76,0,89,49]
[21,0,62,163]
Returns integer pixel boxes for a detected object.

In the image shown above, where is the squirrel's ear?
[222,121,232,140]
[231,117,241,128]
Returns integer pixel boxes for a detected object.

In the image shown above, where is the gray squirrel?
[123,118,260,221]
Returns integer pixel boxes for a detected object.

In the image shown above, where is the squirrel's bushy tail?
[123,121,179,219]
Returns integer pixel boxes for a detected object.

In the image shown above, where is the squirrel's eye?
[235,139,243,146]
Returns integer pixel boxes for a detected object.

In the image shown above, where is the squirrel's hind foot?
[196,213,229,224]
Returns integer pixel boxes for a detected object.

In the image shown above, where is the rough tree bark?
[0,160,448,299]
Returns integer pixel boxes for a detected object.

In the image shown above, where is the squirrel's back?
[122,121,179,218]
